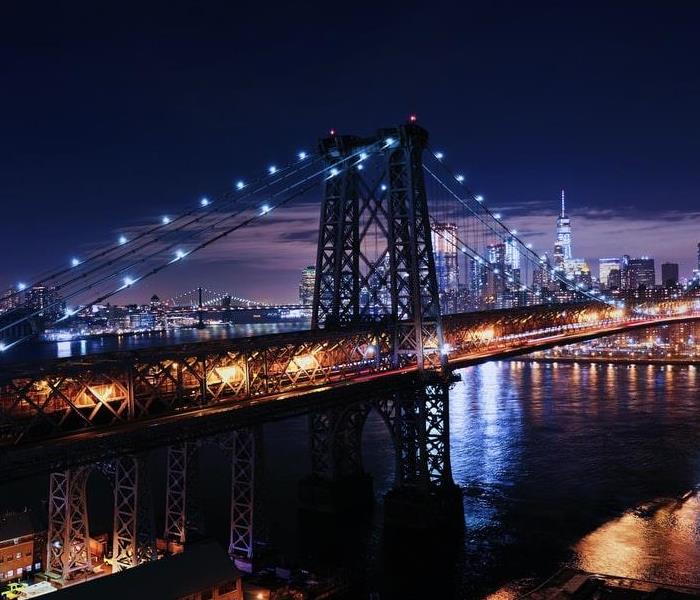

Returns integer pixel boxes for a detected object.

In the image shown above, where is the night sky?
[2,1,699,303]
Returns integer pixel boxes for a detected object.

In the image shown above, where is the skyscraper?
[599,258,621,289]
[661,262,679,287]
[431,222,459,292]
[554,189,572,270]
[298,266,315,307]
[627,257,655,289]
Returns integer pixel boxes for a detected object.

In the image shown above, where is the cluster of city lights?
[430,147,609,304]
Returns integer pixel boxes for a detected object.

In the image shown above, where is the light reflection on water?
[445,359,700,597]
[574,492,700,586]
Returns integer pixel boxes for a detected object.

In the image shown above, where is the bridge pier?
[383,382,462,532]
[300,405,374,515]
[227,426,264,573]
[163,441,202,549]
[47,468,91,582]
[111,454,157,572]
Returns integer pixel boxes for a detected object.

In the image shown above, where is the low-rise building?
[0,510,44,584]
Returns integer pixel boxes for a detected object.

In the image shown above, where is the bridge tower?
[311,122,445,371]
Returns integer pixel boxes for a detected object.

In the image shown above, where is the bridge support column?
[164,442,201,548]
[228,427,263,572]
[112,454,156,572]
[46,468,91,582]
[311,124,445,372]
[300,406,373,515]
[384,382,461,531]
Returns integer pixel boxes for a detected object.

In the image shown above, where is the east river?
[2,324,700,598]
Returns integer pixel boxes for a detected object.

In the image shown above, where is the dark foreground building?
[52,541,241,600]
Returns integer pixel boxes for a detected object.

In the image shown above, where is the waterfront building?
[298,266,315,307]
[661,262,679,287]
[24,285,64,322]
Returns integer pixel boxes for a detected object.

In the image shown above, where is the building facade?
[298,266,315,307]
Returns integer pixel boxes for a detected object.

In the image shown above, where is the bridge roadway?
[1,301,698,480]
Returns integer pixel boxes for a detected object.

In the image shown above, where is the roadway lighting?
[236,180,245,190]
[261,204,271,215]
[526,243,533,249]
[17,283,26,291]
[511,229,518,235]
[357,164,364,170]
[118,235,127,245]
[329,167,339,177]
[123,276,134,286]
[71,258,80,267]
[0,343,5,352]
[298,151,307,160]
[268,165,277,175]
[162,216,171,225]
[360,152,368,160]
[200,197,210,207]
[175,249,186,260]
[494,213,502,220]
[475,195,484,202]
[384,137,395,146]
[381,184,388,191]
[456,174,465,182]
[435,151,444,160]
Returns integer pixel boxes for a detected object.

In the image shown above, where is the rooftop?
[52,540,238,600]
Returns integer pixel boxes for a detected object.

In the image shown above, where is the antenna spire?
[560,188,566,217]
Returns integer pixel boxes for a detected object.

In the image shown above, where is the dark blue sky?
[2,1,699,302]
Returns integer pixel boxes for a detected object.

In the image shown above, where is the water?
[3,356,700,598]
[260,359,700,597]
[0,322,308,364]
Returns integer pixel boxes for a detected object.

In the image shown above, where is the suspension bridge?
[1,120,698,583]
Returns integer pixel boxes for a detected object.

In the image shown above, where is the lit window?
[34,562,41,570]
[7,570,13,578]
[17,567,22,575]
[15,552,21,559]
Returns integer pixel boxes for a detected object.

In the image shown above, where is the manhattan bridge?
[0,120,697,582]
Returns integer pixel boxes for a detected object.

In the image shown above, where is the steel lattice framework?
[3,301,699,464]
[312,124,445,371]
[112,454,156,572]
[47,468,91,581]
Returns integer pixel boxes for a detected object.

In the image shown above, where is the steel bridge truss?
[0,328,390,446]
[312,124,445,371]
[309,382,453,491]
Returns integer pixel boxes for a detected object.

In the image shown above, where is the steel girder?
[164,442,201,545]
[228,427,259,569]
[443,301,616,353]
[0,328,390,446]
[391,383,453,490]
[385,125,444,371]
[311,145,361,328]
[46,467,91,581]
[112,454,156,572]
[311,125,444,372]
[309,403,371,481]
